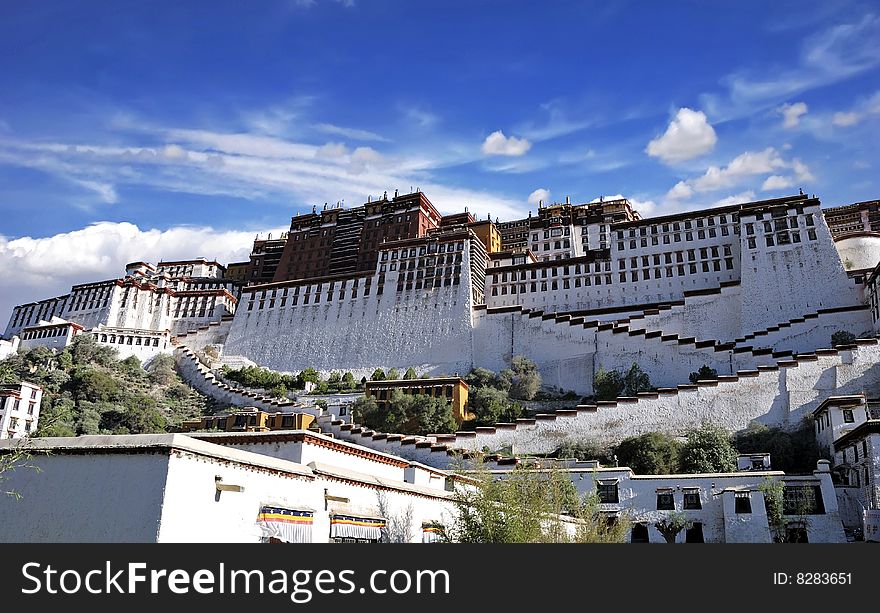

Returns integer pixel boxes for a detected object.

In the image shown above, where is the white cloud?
[0,222,268,325]
[162,144,188,160]
[349,146,384,174]
[313,123,388,142]
[691,148,786,192]
[832,111,860,127]
[528,188,551,205]
[711,190,756,208]
[666,181,694,201]
[761,175,794,191]
[790,159,815,182]
[315,142,348,158]
[645,108,717,164]
[667,147,811,199]
[481,130,532,157]
[779,102,808,128]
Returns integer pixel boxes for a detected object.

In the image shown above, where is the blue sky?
[0,0,878,320]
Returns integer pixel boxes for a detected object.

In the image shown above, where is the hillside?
[0,337,214,436]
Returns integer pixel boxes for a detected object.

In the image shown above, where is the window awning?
[330,514,387,540]
[422,521,444,543]
[257,506,314,543]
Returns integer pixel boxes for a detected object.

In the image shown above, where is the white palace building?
[2,191,880,542]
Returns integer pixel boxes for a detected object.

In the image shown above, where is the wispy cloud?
[701,14,880,122]
[313,122,389,142]
[0,116,526,224]
[400,105,439,129]
[517,100,594,142]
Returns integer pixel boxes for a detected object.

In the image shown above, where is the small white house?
[0,382,42,439]
[18,317,84,352]
[485,458,845,543]
[0,432,459,543]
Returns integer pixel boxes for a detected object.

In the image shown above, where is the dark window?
[783,485,825,515]
[683,491,702,510]
[631,523,649,543]
[656,492,675,510]
[735,492,752,513]
[843,409,854,423]
[685,523,705,543]
[598,482,619,503]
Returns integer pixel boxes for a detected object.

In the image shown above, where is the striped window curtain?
[257,507,314,543]
[330,515,387,541]
[422,522,444,543]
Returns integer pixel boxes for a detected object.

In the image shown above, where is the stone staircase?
[173,346,320,417]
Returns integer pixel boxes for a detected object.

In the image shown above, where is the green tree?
[116,355,143,378]
[465,367,499,389]
[759,477,786,542]
[689,365,718,384]
[467,387,523,426]
[70,369,122,403]
[403,367,418,380]
[297,368,319,386]
[270,383,288,399]
[370,368,387,381]
[734,421,824,474]
[679,424,737,473]
[386,368,400,380]
[341,372,356,390]
[442,466,630,543]
[615,432,682,475]
[622,363,652,396]
[593,367,624,400]
[147,354,178,386]
[654,511,692,544]
[552,439,615,465]
[501,355,541,401]
[405,394,456,434]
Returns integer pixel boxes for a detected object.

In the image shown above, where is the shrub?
[689,365,718,384]
[831,330,856,347]
[615,432,682,475]
[593,367,624,400]
[467,386,523,426]
[353,390,456,435]
[679,424,737,473]
[501,355,541,400]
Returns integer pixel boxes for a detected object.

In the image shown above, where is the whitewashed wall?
[0,451,169,542]
[739,205,861,334]
[224,270,475,379]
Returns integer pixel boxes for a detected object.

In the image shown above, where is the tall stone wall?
[223,273,475,378]
[739,203,861,334]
